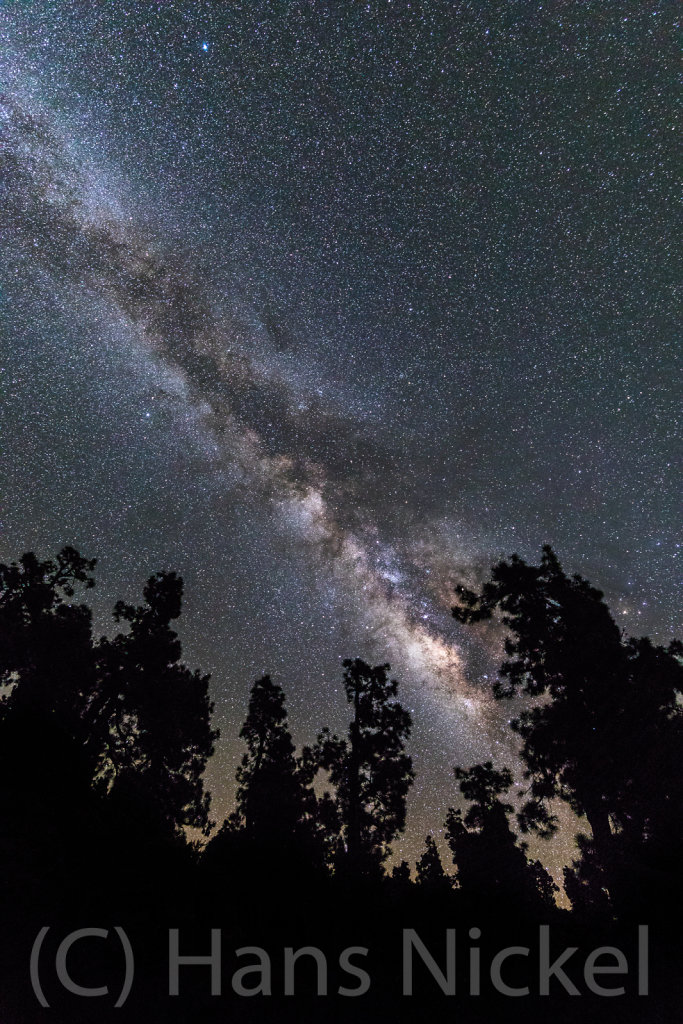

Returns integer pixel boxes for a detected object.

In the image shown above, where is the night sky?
[0,2,679,883]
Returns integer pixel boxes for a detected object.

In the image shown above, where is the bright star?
[201,42,209,52]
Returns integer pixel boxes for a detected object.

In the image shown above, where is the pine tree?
[234,675,311,840]
[305,659,414,875]
[452,546,683,912]
[94,571,218,833]
[445,762,557,911]
[415,834,452,893]
[204,675,324,893]
[453,547,626,857]
[0,547,96,741]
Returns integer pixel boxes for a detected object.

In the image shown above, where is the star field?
[0,1,679,883]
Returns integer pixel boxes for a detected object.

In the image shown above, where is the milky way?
[0,3,679,880]
[0,84,480,705]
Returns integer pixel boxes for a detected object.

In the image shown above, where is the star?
[0,1,678,886]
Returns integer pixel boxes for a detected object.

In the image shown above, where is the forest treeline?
[0,544,681,1023]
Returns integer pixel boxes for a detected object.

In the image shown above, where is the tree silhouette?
[232,674,310,838]
[204,674,327,902]
[445,761,558,910]
[415,834,452,894]
[0,548,102,909]
[0,547,96,741]
[453,548,619,851]
[452,546,683,910]
[613,636,683,846]
[454,761,514,820]
[94,571,218,833]
[305,659,414,875]
[562,833,611,920]
[0,550,218,835]
[391,859,412,888]
[0,541,681,1017]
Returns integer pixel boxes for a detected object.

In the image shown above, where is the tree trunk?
[347,683,361,868]
[584,800,612,863]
